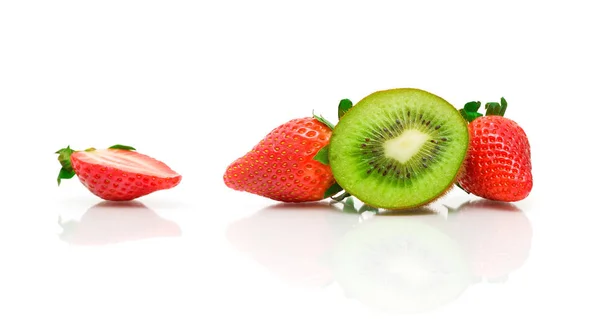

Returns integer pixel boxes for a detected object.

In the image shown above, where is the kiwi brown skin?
[359,177,455,211]
[408,181,456,209]
[329,88,469,210]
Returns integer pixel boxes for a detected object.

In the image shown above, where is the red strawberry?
[224,117,337,202]
[457,98,533,202]
[56,144,181,201]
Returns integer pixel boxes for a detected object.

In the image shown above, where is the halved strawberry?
[56,144,181,201]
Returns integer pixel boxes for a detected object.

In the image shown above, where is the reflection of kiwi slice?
[332,213,471,314]
[329,88,469,209]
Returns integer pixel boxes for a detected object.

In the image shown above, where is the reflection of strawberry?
[457,98,533,202]
[223,117,336,202]
[447,200,532,280]
[226,203,357,287]
[56,144,181,201]
[59,201,181,245]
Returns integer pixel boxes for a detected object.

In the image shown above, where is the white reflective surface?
[227,198,533,314]
[59,201,182,246]
[3,191,597,318]
[2,0,600,318]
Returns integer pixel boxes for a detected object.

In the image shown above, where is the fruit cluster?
[223,88,532,209]
[55,88,532,207]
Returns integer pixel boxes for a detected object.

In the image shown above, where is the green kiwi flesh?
[328,88,469,209]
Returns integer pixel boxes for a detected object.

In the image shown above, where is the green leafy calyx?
[459,101,483,123]
[459,97,508,123]
[312,111,335,130]
[313,145,330,165]
[338,99,353,119]
[485,97,507,116]
[324,182,343,198]
[55,146,76,185]
[109,144,136,151]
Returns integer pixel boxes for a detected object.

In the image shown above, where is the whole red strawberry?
[56,144,181,201]
[457,98,533,202]
[224,117,338,202]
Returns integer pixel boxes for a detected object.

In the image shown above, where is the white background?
[1,0,599,318]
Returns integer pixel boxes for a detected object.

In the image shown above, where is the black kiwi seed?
[355,111,453,182]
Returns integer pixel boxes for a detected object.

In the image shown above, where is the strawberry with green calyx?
[456,98,533,202]
[56,144,182,201]
[223,99,353,202]
[223,117,335,202]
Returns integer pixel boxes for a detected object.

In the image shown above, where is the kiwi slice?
[329,88,469,209]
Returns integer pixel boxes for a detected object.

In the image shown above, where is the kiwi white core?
[383,129,431,164]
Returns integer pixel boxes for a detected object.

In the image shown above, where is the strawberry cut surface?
[57,145,181,201]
